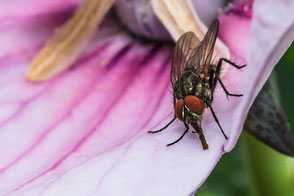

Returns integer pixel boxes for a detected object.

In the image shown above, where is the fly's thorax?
[174,69,201,100]
[174,68,213,106]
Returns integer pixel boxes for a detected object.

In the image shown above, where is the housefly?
[148,19,246,150]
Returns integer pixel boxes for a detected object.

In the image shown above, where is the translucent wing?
[171,32,200,87]
[190,19,219,74]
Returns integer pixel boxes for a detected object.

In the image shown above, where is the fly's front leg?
[148,116,176,133]
[149,90,177,134]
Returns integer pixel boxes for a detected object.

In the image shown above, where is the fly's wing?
[171,32,200,87]
[190,19,219,74]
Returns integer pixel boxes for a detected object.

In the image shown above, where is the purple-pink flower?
[0,0,293,195]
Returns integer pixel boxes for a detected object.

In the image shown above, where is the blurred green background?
[197,43,294,196]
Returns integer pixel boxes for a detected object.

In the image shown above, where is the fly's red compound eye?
[184,95,204,115]
[175,99,184,121]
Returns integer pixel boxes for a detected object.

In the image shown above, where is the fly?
[148,19,246,150]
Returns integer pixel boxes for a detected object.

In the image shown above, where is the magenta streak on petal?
[5,43,168,195]
[119,53,171,138]
[35,47,181,196]
[137,43,165,66]
[0,1,80,22]
[52,50,170,196]
[49,44,167,171]
[5,74,125,193]
[0,42,113,175]
[104,44,135,71]
[42,51,172,196]
[144,53,175,131]
[0,41,133,194]
[226,0,253,18]
[93,58,171,191]
[40,53,172,195]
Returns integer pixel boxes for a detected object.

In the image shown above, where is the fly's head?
[174,95,204,124]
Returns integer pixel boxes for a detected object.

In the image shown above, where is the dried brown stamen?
[27,0,115,82]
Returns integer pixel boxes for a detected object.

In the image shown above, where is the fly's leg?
[167,122,189,146]
[215,73,243,97]
[148,116,176,133]
[149,90,177,134]
[215,58,246,98]
[208,105,228,140]
[167,104,189,146]
[216,58,246,73]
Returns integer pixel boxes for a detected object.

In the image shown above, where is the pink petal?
[0,1,293,196]
[0,7,227,195]
[0,13,174,194]
[0,5,208,195]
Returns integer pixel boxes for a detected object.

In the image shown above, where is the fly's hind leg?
[215,58,246,98]
[217,58,246,71]
[215,73,243,97]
